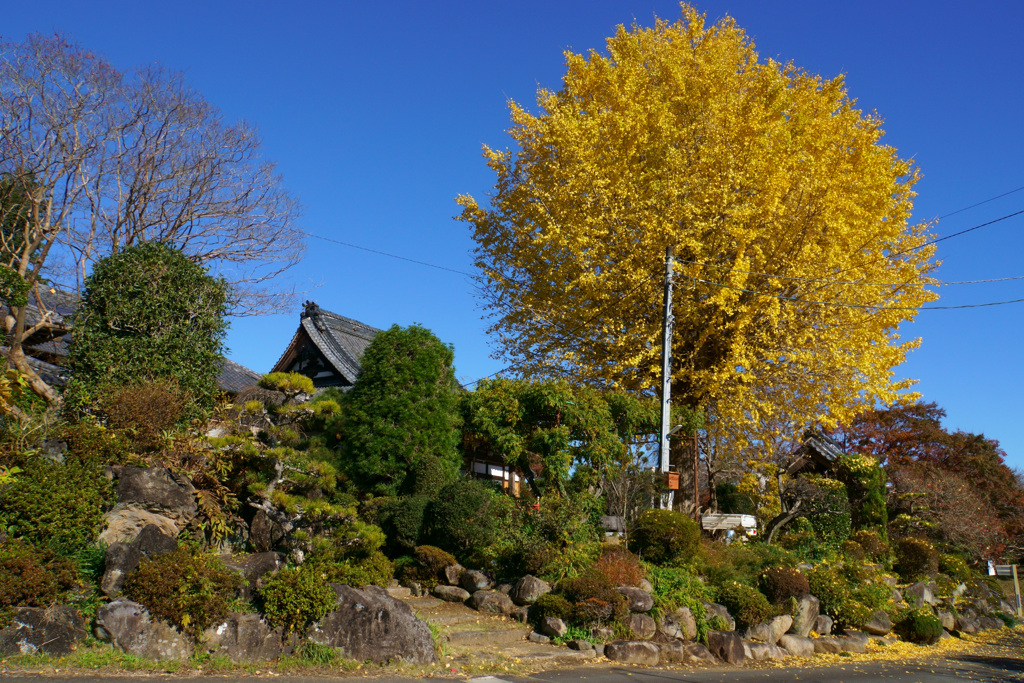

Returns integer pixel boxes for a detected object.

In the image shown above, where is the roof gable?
[272,302,380,386]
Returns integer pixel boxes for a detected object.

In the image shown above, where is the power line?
[936,184,1024,220]
[299,230,476,277]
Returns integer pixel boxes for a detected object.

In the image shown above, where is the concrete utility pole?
[659,246,675,508]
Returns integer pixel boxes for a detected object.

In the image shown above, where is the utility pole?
[659,246,675,508]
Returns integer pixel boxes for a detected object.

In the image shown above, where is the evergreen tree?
[334,324,462,497]
[66,242,228,416]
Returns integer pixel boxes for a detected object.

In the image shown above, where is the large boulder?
[936,610,956,632]
[684,642,719,664]
[813,614,833,635]
[862,611,893,636]
[539,616,567,639]
[203,613,289,662]
[101,524,179,597]
[442,563,465,586]
[706,630,746,665]
[977,616,1005,631]
[788,594,820,638]
[703,602,736,631]
[813,637,843,654]
[305,584,435,665]
[433,585,471,603]
[100,467,197,545]
[627,613,656,640]
[657,639,688,663]
[657,606,697,641]
[220,552,286,601]
[778,634,814,657]
[745,642,788,661]
[905,581,937,607]
[617,587,655,613]
[742,615,792,645]
[95,600,191,660]
[249,510,286,553]
[0,607,88,656]
[510,575,551,606]
[604,640,660,666]
[467,590,515,614]
[460,569,493,592]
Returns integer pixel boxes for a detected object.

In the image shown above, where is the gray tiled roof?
[217,358,262,393]
[279,302,380,385]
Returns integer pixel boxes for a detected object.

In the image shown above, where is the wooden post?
[692,432,700,524]
[1013,564,1022,618]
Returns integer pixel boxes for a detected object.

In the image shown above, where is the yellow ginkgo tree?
[457,5,938,470]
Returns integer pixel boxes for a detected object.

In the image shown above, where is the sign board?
[993,564,1015,577]
[701,513,757,531]
[990,563,1022,617]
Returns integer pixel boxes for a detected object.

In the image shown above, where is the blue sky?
[5,1,1023,469]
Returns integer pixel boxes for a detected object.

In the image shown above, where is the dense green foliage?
[331,325,462,497]
[714,581,773,629]
[424,478,498,561]
[759,566,809,603]
[835,452,888,530]
[259,565,339,633]
[66,243,228,417]
[260,372,315,395]
[628,509,701,564]
[895,608,943,644]
[123,546,242,638]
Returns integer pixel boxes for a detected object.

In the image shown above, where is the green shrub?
[714,581,773,629]
[123,546,242,638]
[938,553,972,581]
[533,593,573,623]
[895,608,943,644]
[260,372,315,396]
[894,537,939,581]
[259,565,338,634]
[66,242,228,417]
[424,479,497,560]
[317,551,393,588]
[995,612,1017,628]
[851,529,889,562]
[806,476,851,545]
[806,563,871,631]
[330,324,463,497]
[627,509,700,564]
[0,452,113,556]
[376,496,430,556]
[397,545,457,590]
[0,541,79,627]
[759,566,809,604]
[842,540,866,561]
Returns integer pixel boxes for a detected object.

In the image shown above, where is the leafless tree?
[0,34,304,402]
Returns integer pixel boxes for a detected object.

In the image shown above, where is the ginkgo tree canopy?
[457,5,938,432]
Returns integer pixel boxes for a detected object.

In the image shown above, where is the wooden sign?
[665,472,680,490]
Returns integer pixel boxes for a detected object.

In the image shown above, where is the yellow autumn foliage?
[457,5,937,435]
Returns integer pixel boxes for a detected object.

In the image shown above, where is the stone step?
[510,648,599,663]
[404,597,444,609]
[386,586,412,599]
[446,628,531,647]
[425,613,491,626]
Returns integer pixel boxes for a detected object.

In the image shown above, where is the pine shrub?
[894,537,939,581]
[0,541,79,627]
[714,581,773,629]
[895,608,943,644]
[759,566,810,604]
[627,508,700,564]
[259,565,338,634]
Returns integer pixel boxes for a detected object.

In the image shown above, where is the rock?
[703,602,736,631]
[813,614,833,635]
[604,640,660,665]
[880,575,898,587]
[891,589,904,603]
[813,637,843,654]
[460,569,493,592]
[937,610,956,631]
[510,606,530,623]
[977,616,1004,631]
[496,583,513,595]
[433,585,471,603]
[95,600,191,660]
[905,581,936,607]
[0,607,88,656]
[510,575,551,606]
[528,632,550,644]
[940,629,953,640]
[658,639,687,663]
[443,563,465,586]
[952,582,967,598]
[707,630,746,664]
[467,590,514,614]
[386,586,412,599]
[788,594,820,637]
[591,626,615,640]
[778,634,814,657]
[249,510,285,553]
[746,642,788,661]
[305,584,435,664]
[228,552,287,600]
[1000,600,1017,615]
[659,606,698,640]
[743,615,792,645]
[539,616,567,638]
[956,615,979,634]
[617,587,655,613]
[628,613,656,640]
[568,639,594,651]
[869,634,896,647]
[638,578,654,593]
[100,467,197,545]
[685,642,718,664]
[837,635,867,654]
[862,611,893,636]
[593,643,606,657]
[202,613,286,662]
[102,524,179,597]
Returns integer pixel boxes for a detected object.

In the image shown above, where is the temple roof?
[271,302,381,385]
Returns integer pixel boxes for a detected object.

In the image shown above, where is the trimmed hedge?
[627,509,700,564]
